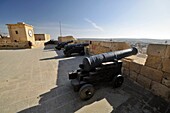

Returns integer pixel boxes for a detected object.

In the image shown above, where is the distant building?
[6,22,35,44]
[34,34,50,41]
[58,36,76,42]
[0,22,51,49]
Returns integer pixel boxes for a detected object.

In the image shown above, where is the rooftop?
[0,45,169,113]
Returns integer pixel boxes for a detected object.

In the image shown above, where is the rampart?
[0,38,31,49]
[77,39,170,101]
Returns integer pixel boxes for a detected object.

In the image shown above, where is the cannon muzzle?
[82,47,138,71]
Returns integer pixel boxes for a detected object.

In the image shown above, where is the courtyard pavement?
[0,45,169,113]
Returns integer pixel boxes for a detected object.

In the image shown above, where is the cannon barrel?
[56,40,74,50]
[65,43,89,48]
[82,47,138,71]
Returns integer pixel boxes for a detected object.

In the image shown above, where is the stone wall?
[58,36,76,42]
[77,39,170,101]
[0,40,31,49]
[76,39,130,55]
[123,44,170,101]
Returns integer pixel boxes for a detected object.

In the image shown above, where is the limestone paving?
[0,45,169,113]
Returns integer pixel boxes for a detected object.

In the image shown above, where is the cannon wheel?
[65,52,71,57]
[112,74,124,88]
[79,84,95,100]
[80,51,85,55]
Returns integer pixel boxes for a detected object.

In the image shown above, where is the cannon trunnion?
[68,48,138,100]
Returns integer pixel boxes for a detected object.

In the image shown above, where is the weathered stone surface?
[130,71,138,81]
[92,45,111,54]
[151,81,170,101]
[162,73,170,88]
[162,58,170,73]
[165,45,170,58]
[58,36,76,42]
[100,42,112,48]
[90,41,131,55]
[162,78,170,88]
[147,44,167,57]
[130,62,142,73]
[137,74,151,89]
[117,42,130,50]
[140,66,163,82]
[122,59,131,69]
[122,68,130,77]
[145,55,162,69]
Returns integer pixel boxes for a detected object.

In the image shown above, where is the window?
[15,31,18,34]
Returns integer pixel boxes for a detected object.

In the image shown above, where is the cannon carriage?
[68,47,138,100]
[63,43,89,57]
[55,40,73,50]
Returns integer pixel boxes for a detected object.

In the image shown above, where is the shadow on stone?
[18,48,170,113]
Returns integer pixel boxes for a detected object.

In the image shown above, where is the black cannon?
[68,47,138,100]
[63,43,89,57]
[55,40,73,50]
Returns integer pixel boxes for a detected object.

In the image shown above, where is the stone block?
[117,42,130,50]
[140,66,163,82]
[162,73,170,88]
[122,68,130,77]
[147,44,167,57]
[145,55,162,69]
[162,58,170,73]
[151,81,170,100]
[110,42,118,51]
[165,45,170,58]
[137,74,151,89]
[100,42,112,48]
[130,71,138,81]
[162,78,170,88]
[122,59,131,69]
[130,62,142,73]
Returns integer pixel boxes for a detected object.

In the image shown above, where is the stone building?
[34,34,50,41]
[0,22,51,49]
[58,36,76,42]
[7,22,35,44]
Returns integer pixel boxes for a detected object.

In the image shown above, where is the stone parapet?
[77,40,170,101]
[137,74,152,89]
[151,81,170,101]
[146,44,167,57]
[0,41,31,49]
[129,44,170,101]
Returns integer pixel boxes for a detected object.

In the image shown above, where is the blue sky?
[0,0,170,39]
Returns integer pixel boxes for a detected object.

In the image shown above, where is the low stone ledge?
[145,55,162,69]
[130,71,138,81]
[137,74,152,89]
[130,62,142,73]
[151,81,170,101]
[122,59,131,69]
[162,73,170,88]
[162,58,170,73]
[140,66,163,82]
[122,68,130,77]
[147,44,167,57]
[165,45,170,58]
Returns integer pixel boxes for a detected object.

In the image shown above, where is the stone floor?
[0,45,169,113]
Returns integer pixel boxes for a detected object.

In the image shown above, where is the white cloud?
[84,18,104,31]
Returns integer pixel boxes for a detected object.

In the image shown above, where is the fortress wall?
[78,39,170,101]
[121,44,170,101]
[76,40,130,55]
[0,39,31,49]
[58,36,76,43]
